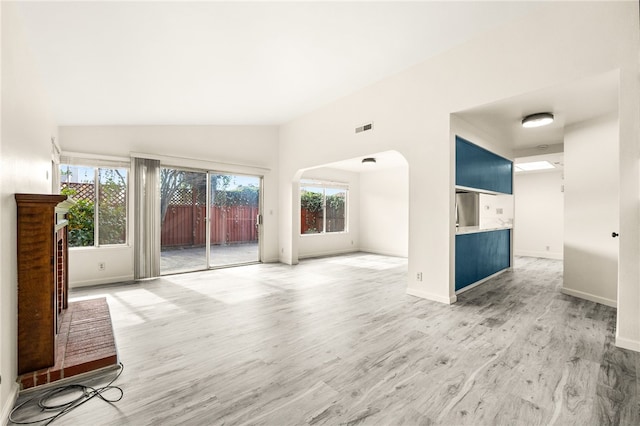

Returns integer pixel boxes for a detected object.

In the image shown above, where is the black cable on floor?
[9,362,124,425]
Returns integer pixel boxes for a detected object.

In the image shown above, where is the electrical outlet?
[98,262,106,271]
[417,272,423,281]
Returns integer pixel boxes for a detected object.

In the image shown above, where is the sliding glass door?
[209,173,261,268]
[160,168,207,275]
[159,168,262,274]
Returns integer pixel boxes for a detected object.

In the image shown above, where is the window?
[59,163,128,247]
[300,181,347,234]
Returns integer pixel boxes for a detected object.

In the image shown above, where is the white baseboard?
[561,287,617,308]
[298,248,359,260]
[358,247,408,258]
[514,250,563,260]
[615,334,640,352]
[70,274,134,288]
[455,268,510,295]
[406,287,456,304]
[1,383,19,426]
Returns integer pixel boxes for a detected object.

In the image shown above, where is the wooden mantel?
[15,193,69,374]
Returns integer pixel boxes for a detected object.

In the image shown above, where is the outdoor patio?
[160,242,259,275]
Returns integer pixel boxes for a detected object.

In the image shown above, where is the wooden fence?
[161,205,258,247]
[300,207,345,234]
[301,208,323,234]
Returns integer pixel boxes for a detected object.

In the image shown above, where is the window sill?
[69,244,131,251]
[300,231,349,237]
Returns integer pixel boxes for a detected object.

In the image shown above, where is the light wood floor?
[11,254,640,425]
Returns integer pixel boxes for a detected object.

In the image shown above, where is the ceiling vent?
[355,122,374,134]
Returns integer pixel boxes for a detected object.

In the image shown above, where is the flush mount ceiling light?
[522,112,554,128]
[362,157,376,165]
[514,161,555,172]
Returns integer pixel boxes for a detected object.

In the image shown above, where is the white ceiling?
[313,150,409,173]
[455,71,619,151]
[16,1,542,126]
[453,70,619,175]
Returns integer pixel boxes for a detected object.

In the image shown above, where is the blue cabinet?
[456,136,512,194]
[455,229,510,291]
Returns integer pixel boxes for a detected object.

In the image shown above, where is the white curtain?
[134,157,161,279]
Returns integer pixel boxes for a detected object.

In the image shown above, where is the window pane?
[60,164,95,247]
[300,186,323,234]
[325,188,346,233]
[98,168,128,245]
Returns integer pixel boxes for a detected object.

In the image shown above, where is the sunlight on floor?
[164,275,281,305]
[327,254,407,270]
[78,288,187,325]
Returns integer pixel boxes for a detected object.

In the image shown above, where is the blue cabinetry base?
[455,229,510,291]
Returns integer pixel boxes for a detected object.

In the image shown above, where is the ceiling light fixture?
[522,113,554,128]
[362,157,376,165]
[514,161,555,172]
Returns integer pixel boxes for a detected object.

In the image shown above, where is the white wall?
[1,1,58,418]
[451,113,513,160]
[298,167,359,258]
[59,125,280,286]
[617,63,640,352]
[359,166,408,257]
[278,1,640,337]
[514,170,564,259]
[478,193,514,230]
[69,246,135,287]
[563,114,619,307]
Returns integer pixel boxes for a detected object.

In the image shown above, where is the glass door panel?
[209,173,261,268]
[160,168,207,274]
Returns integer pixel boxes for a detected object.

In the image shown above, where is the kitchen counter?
[456,225,513,235]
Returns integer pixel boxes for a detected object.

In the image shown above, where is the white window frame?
[299,180,349,235]
[60,154,131,248]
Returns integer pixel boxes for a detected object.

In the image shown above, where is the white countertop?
[456,225,513,235]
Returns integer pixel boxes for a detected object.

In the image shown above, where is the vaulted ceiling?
[16,1,541,126]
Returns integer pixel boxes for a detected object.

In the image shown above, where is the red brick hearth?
[18,297,118,390]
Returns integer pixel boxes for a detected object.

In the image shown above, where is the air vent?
[355,122,374,134]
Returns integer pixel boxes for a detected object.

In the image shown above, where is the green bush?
[98,177,127,244]
[326,194,345,210]
[213,186,259,207]
[65,196,95,247]
[301,190,323,212]
[61,175,127,247]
